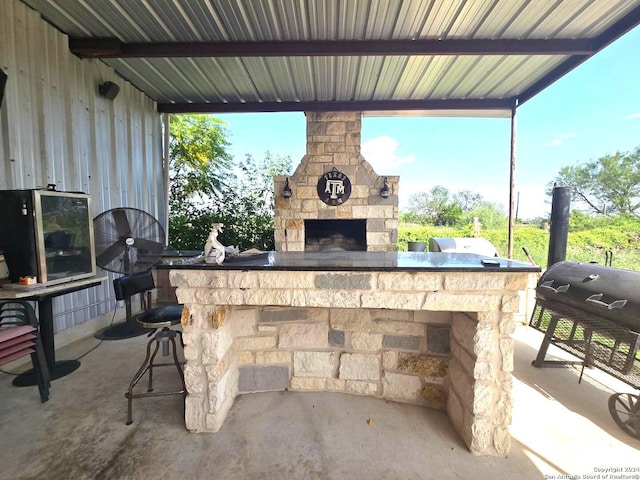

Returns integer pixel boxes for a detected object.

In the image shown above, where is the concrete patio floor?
[1,323,639,480]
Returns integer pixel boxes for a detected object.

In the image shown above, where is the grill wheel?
[608,393,640,439]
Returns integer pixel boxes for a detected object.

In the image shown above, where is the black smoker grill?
[530,261,640,438]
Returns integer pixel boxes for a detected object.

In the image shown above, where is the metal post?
[507,105,517,259]
[547,186,571,268]
[162,113,171,245]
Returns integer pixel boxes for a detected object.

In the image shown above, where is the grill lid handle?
[586,294,628,310]
[540,281,570,294]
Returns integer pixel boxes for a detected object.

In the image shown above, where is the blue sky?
[215,26,640,220]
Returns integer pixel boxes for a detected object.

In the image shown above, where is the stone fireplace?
[274,112,399,252]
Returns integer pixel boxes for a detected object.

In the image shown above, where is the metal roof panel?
[20,0,640,113]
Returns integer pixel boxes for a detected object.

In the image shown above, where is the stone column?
[447,311,514,456]
[182,304,239,432]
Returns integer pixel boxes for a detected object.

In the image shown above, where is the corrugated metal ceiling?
[19,0,640,116]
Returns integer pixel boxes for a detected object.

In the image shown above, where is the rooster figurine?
[204,223,226,265]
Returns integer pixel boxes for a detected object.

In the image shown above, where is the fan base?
[13,360,81,386]
[95,322,153,340]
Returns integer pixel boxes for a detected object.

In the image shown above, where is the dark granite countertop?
[156,251,540,273]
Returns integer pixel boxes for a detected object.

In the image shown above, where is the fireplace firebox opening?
[305,220,366,252]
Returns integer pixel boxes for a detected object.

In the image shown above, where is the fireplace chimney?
[274,112,399,252]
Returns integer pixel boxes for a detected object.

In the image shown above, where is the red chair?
[0,300,50,402]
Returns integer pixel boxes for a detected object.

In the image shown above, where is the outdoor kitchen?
[162,111,540,457]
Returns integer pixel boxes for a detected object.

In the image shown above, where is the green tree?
[169,115,233,217]
[548,147,640,216]
[435,203,463,226]
[453,190,484,212]
[169,152,292,251]
[406,187,450,224]
[167,114,293,250]
[405,186,464,226]
[461,203,508,229]
[405,191,432,223]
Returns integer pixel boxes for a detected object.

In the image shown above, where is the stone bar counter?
[161,251,540,456]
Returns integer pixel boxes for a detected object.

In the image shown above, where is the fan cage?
[93,207,166,275]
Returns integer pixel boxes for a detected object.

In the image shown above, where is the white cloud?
[624,112,640,120]
[361,135,416,172]
[548,132,576,147]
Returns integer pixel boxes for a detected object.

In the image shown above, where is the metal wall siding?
[1,0,164,333]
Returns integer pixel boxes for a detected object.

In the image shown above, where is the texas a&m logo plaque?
[317,167,352,206]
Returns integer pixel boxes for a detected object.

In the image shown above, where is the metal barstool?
[124,308,186,425]
[112,271,186,425]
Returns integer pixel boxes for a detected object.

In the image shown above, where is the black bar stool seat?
[137,305,183,329]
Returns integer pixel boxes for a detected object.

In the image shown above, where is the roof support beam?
[157,98,516,114]
[70,38,596,59]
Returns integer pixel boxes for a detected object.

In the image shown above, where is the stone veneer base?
[173,268,537,457]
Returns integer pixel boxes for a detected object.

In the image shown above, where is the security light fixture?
[282,178,292,198]
[380,177,391,198]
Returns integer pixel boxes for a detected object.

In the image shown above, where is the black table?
[0,276,107,385]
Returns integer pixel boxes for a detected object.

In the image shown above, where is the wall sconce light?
[380,177,391,198]
[282,177,292,198]
[98,81,120,101]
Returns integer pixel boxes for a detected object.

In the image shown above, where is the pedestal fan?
[93,207,165,340]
